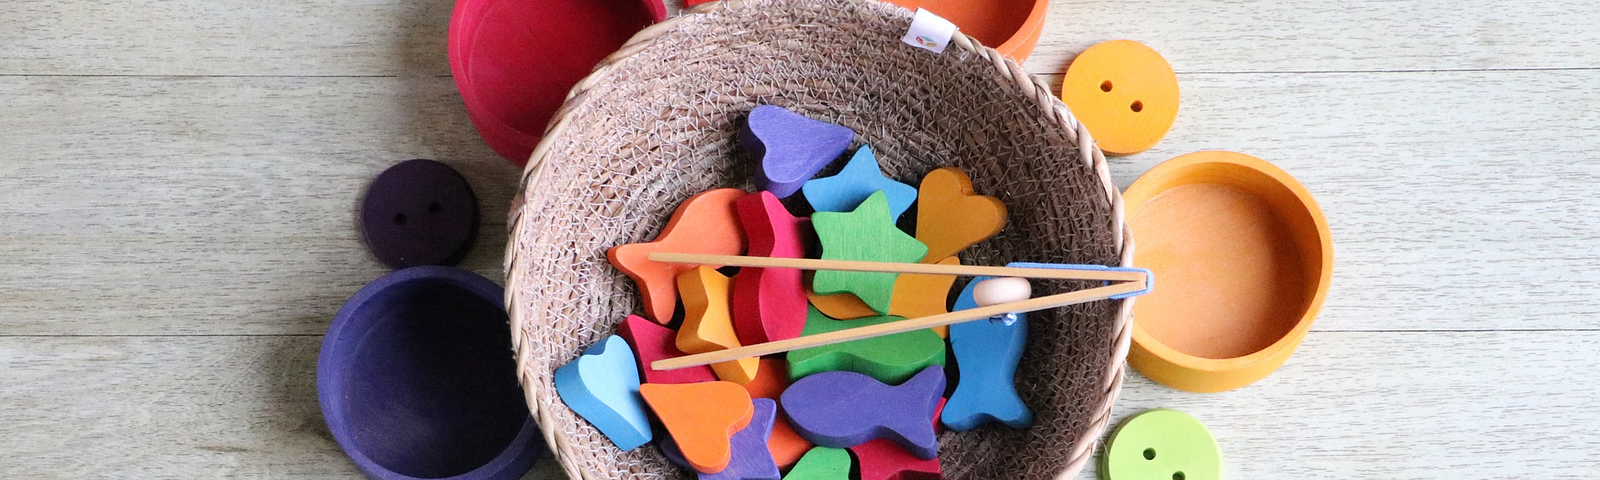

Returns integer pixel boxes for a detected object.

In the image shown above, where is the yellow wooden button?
[1060,40,1179,156]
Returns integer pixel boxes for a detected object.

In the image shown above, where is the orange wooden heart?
[916,167,1006,261]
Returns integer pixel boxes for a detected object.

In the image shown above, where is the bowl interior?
[322,269,534,479]
[883,0,1045,58]
[450,0,661,163]
[1125,153,1327,360]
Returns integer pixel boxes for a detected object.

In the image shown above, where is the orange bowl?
[883,0,1049,60]
[1123,151,1332,392]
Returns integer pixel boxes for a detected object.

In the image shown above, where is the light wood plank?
[7,70,1598,334]
[1074,331,1600,479]
[2,332,1594,478]
[0,335,568,479]
[3,0,1598,76]
[1028,0,1600,75]
[0,76,520,336]
[1075,69,1600,332]
[0,0,456,76]
[0,232,510,336]
[0,76,518,238]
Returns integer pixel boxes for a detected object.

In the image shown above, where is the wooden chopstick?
[646,253,1147,283]
[650,280,1146,371]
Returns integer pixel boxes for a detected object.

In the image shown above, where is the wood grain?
[7,71,1597,333]
[3,1,1598,76]
[1,333,1594,478]
[0,336,569,479]
[1,0,1598,478]
[1029,0,1600,75]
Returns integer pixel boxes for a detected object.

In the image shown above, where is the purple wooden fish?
[740,105,855,198]
[779,366,944,459]
[660,398,781,479]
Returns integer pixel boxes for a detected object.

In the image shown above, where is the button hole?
[1130,101,1144,113]
[1143,448,1156,460]
[428,202,442,214]
[1100,80,1113,92]
[1173,472,1185,480]
[393,213,408,225]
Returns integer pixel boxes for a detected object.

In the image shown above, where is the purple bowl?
[318,266,543,480]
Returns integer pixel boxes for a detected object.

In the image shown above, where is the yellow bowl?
[1124,151,1333,392]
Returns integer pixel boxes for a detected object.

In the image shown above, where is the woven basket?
[504,0,1135,478]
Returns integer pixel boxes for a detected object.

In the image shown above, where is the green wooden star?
[810,191,928,314]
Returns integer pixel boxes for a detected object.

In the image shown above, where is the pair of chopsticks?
[646,253,1152,371]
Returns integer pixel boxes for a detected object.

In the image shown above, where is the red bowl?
[449,0,666,166]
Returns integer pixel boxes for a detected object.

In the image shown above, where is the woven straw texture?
[505,0,1136,478]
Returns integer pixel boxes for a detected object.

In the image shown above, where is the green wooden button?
[1102,409,1221,480]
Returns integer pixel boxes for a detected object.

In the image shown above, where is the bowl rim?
[505,0,1133,477]
[1123,150,1334,372]
[879,0,1051,61]
[317,266,544,480]
[447,0,668,164]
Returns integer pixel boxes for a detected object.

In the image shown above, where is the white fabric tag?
[902,8,958,54]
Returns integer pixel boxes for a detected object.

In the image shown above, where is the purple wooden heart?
[740,105,855,198]
[780,366,945,459]
[318,266,543,480]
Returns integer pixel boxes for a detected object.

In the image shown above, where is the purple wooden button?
[318,266,542,480]
[360,159,480,269]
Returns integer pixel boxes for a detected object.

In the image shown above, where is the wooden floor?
[3,0,1598,478]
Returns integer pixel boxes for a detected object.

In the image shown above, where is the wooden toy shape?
[852,399,945,480]
[1059,40,1180,156]
[1102,409,1221,480]
[787,306,945,385]
[769,415,812,470]
[782,447,851,480]
[811,191,928,314]
[741,358,790,399]
[806,287,877,320]
[660,399,789,479]
[642,381,756,474]
[779,366,945,459]
[732,191,810,345]
[732,359,813,468]
[552,335,653,450]
[941,278,1033,431]
[801,146,918,220]
[915,167,1007,262]
[888,256,961,338]
[741,105,855,198]
[808,254,951,323]
[697,398,785,480]
[1124,150,1330,393]
[617,314,719,385]
[678,266,761,384]
[609,188,748,323]
[808,255,957,337]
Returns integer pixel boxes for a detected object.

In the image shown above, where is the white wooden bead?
[973,277,1032,307]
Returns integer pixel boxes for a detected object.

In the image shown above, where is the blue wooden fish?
[941,277,1033,431]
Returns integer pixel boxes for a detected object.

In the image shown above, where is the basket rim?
[504,1,1139,478]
